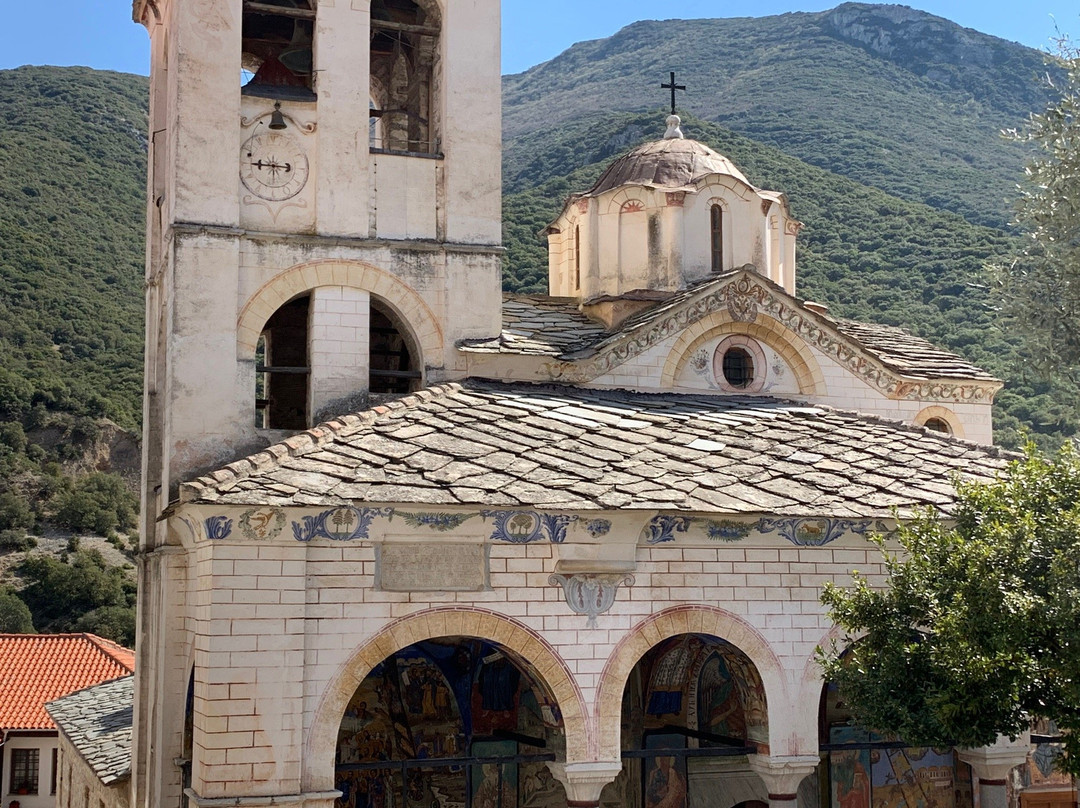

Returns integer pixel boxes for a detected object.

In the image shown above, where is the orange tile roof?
[0,634,134,731]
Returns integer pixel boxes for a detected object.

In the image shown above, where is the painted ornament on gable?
[758,517,876,547]
[292,506,389,542]
[482,511,579,544]
[240,132,310,201]
[204,516,233,541]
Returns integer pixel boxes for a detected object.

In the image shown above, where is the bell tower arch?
[130,1,503,805]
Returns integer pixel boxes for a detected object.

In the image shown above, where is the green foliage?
[502,110,1080,448]
[820,445,1080,775]
[0,67,147,431]
[0,529,37,553]
[503,4,1049,228]
[0,588,34,633]
[16,549,136,645]
[52,472,138,537]
[994,44,1080,372]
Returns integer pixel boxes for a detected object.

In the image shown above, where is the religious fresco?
[335,639,566,808]
[825,727,973,808]
[600,634,768,808]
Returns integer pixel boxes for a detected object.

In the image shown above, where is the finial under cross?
[661,71,686,115]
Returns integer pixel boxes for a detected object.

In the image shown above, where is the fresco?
[827,728,973,808]
[335,640,565,808]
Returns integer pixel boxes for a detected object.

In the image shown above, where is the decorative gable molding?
[545,270,1001,403]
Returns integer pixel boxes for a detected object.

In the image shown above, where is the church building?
[122,2,1047,808]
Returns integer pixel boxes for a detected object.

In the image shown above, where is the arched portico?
[304,608,590,793]
[595,606,789,762]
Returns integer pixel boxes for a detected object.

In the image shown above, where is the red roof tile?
[0,634,134,731]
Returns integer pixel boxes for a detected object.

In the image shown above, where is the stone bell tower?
[130,0,502,804]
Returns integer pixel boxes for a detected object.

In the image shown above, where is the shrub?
[52,472,137,536]
[0,588,34,633]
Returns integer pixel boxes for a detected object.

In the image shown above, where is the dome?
[587,137,752,196]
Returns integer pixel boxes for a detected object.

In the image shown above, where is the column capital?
[748,754,821,798]
[547,761,623,807]
[958,733,1030,782]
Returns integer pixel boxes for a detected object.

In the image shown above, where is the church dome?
[587,136,751,196]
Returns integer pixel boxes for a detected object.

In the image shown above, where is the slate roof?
[46,676,133,786]
[184,381,1012,519]
[832,319,998,381]
[462,274,994,384]
[0,634,135,730]
[586,138,752,195]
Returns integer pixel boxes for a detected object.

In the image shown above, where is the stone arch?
[698,175,755,202]
[304,607,590,792]
[594,605,789,761]
[661,311,826,395]
[914,405,965,439]
[235,260,443,366]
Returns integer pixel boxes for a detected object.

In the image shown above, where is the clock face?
[239,132,310,202]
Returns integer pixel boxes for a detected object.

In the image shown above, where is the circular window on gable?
[712,336,768,394]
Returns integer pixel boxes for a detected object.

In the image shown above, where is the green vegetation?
[0,588,35,633]
[994,45,1080,372]
[503,3,1049,228]
[502,110,1079,448]
[11,549,137,646]
[820,445,1080,775]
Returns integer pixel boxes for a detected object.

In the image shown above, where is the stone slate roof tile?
[182,381,1013,519]
[45,675,133,786]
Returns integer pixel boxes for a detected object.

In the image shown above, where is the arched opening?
[599,634,767,808]
[711,204,724,272]
[923,417,952,435]
[334,638,568,808]
[370,0,441,154]
[256,293,310,430]
[241,0,316,99]
[818,678,974,808]
[369,298,422,398]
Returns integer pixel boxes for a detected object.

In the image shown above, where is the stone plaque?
[377,543,488,592]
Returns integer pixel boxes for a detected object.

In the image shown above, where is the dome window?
[711,204,724,272]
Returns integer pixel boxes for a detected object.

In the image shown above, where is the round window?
[722,347,755,389]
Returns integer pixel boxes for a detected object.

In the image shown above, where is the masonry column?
[547,762,623,808]
[308,286,371,424]
[749,755,820,808]
[958,734,1030,808]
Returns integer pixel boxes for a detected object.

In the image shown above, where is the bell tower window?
[256,294,311,430]
[574,225,582,291]
[242,0,316,100]
[370,0,440,155]
[710,204,724,272]
[370,300,422,397]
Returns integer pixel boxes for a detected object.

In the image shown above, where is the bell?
[269,102,287,131]
[279,20,314,75]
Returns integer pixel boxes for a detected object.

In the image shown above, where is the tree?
[994,43,1080,371]
[0,588,34,633]
[819,445,1080,775]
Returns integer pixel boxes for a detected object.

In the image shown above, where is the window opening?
[256,295,310,430]
[574,225,581,291]
[241,0,316,100]
[710,204,724,272]
[11,747,40,794]
[722,347,754,389]
[923,417,952,434]
[50,747,58,795]
[370,300,421,397]
[370,0,440,154]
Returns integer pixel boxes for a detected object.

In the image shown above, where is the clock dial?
[239,132,310,202]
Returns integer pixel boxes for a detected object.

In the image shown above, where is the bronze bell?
[269,102,287,131]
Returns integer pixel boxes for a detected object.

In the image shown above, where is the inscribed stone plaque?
[377,543,488,592]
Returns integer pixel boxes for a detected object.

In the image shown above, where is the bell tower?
[130,0,502,804]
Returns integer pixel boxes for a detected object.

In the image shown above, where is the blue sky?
[1,1,1073,77]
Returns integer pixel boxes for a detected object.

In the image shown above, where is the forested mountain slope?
[503,3,1051,228]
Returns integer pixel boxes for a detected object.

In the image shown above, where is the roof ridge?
[178,382,466,503]
[81,634,136,674]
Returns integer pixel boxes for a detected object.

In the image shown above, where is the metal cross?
[661,71,686,115]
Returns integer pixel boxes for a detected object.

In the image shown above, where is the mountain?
[503,3,1054,228]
